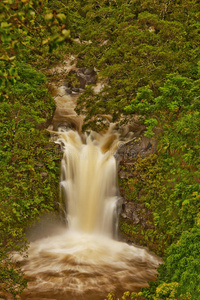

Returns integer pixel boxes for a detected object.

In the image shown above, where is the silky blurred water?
[15,84,161,300]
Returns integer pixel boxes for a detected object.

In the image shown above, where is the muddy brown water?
[15,78,162,300]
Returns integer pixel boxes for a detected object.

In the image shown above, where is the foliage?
[106,283,192,300]
[58,0,200,128]
[0,0,71,108]
[120,73,200,248]
[0,0,72,296]
[0,253,27,298]
[154,282,180,299]
[119,73,200,297]
[0,62,60,297]
[0,0,200,298]
[62,1,200,297]
[139,227,200,299]
[0,0,70,59]
[162,227,200,299]
[105,290,144,300]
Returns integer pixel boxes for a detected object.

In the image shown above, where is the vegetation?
[0,0,200,299]
[0,0,67,297]
[65,1,200,298]
[68,0,200,129]
[0,54,61,298]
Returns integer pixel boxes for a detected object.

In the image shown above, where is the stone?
[77,76,87,89]
[65,88,72,94]
[66,68,97,91]
[121,202,135,220]
[71,87,80,93]
[84,68,94,75]
[132,211,140,224]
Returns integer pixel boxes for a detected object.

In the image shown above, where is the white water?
[18,231,160,300]
[58,129,120,237]
[15,85,161,300]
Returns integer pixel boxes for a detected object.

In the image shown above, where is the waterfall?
[14,84,162,300]
[58,129,120,237]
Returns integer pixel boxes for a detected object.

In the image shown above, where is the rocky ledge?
[64,68,97,94]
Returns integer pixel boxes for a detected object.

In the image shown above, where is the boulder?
[121,202,140,224]
[64,68,97,93]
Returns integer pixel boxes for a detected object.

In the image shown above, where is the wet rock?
[71,87,80,93]
[144,141,152,152]
[65,88,72,94]
[118,136,156,161]
[84,68,94,75]
[120,200,155,233]
[121,202,140,224]
[64,68,97,93]
[120,201,155,243]
[132,211,140,224]
[82,69,97,84]
[57,123,71,131]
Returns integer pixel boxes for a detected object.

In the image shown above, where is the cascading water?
[14,83,162,300]
[59,129,120,238]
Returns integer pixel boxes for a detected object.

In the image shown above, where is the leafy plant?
[0,62,60,297]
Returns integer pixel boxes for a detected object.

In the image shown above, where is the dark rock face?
[121,202,140,224]
[121,201,154,230]
[117,120,158,242]
[117,135,157,179]
[118,136,156,161]
[64,68,97,94]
